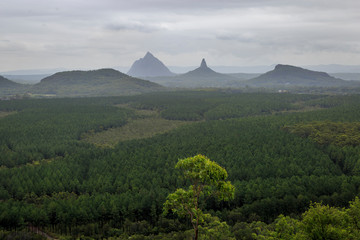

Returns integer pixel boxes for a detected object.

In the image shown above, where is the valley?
[2,53,360,239]
[1,91,360,239]
[2,0,360,238]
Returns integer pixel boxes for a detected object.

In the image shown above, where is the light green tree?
[254,201,360,240]
[300,203,352,240]
[163,154,235,240]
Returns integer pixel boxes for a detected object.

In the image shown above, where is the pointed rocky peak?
[182,58,228,78]
[144,51,155,59]
[200,58,208,68]
[127,52,175,77]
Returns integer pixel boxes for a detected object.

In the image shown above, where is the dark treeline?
[1,91,360,239]
[0,98,133,167]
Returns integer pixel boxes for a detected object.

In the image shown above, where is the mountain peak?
[182,58,231,79]
[200,58,208,68]
[127,52,174,77]
[144,51,155,59]
[274,64,301,71]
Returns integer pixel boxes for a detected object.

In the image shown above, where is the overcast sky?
[1,0,360,71]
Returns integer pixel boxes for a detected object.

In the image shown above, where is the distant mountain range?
[3,60,360,76]
[4,74,50,84]
[0,68,67,76]
[2,53,360,97]
[124,53,360,89]
[168,64,360,74]
[147,60,360,89]
[304,64,360,73]
[329,73,360,81]
[127,52,175,77]
[31,68,164,96]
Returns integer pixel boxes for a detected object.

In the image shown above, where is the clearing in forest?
[81,105,193,147]
[0,111,16,118]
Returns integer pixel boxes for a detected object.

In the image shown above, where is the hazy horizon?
[3,63,360,76]
[1,0,360,72]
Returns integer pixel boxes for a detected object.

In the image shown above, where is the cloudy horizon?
[1,0,360,72]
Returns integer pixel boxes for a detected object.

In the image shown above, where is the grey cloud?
[105,22,162,33]
[0,40,27,52]
[1,0,360,71]
[216,34,256,43]
[93,0,360,12]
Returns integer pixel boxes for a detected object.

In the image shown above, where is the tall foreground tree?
[163,154,235,240]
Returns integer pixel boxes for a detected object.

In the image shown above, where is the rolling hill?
[31,68,164,96]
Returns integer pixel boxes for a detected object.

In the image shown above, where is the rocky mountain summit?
[127,52,175,77]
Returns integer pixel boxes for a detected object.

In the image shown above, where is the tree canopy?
[1,92,360,239]
[163,154,235,240]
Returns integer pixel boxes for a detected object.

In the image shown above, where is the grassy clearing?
[0,111,16,118]
[277,105,324,114]
[275,101,324,114]
[82,118,191,147]
[83,103,187,147]
[115,104,159,117]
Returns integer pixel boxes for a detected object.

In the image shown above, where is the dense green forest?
[1,91,360,239]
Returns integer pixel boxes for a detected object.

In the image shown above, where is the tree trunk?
[194,226,198,240]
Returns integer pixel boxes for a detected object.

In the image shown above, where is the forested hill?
[0,75,21,88]
[31,68,165,96]
[247,64,357,88]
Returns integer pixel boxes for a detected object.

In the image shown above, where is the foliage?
[284,121,360,147]
[82,116,192,147]
[0,230,46,240]
[253,198,360,239]
[0,98,133,167]
[198,216,235,240]
[163,155,235,240]
[300,203,351,240]
[127,91,320,121]
[1,91,360,238]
